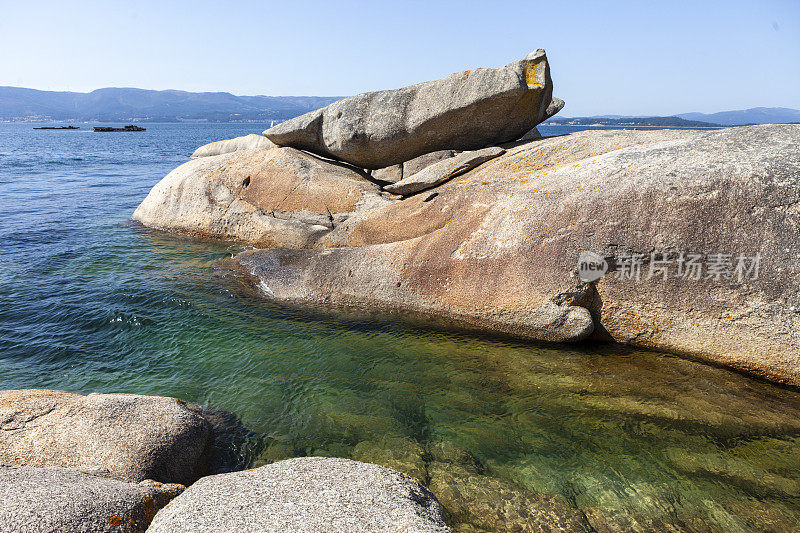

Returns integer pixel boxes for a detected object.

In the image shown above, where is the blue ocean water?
[1,122,799,530]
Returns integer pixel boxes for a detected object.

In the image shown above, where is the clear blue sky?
[1,0,798,116]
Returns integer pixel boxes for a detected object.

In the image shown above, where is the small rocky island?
[94,125,146,132]
[3,50,799,531]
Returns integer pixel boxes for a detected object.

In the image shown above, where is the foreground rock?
[264,50,561,169]
[385,146,505,196]
[235,125,800,385]
[191,133,276,158]
[133,147,393,248]
[147,457,450,532]
[0,465,183,533]
[0,389,210,485]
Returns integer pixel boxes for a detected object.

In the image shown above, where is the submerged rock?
[0,389,210,485]
[191,133,276,158]
[133,146,393,248]
[351,436,428,483]
[0,465,183,533]
[385,146,506,196]
[235,125,800,384]
[147,457,450,532]
[264,50,559,169]
[427,461,592,532]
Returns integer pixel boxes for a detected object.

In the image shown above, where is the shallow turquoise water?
[1,123,799,531]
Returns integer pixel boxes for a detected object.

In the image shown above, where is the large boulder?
[263,50,561,169]
[0,465,183,533]
[0,389,210,485]
[236,125,800,385]
[133,147,393,248]
[385,146,505,196]
[147,457,450,532]
[191,133,276,158]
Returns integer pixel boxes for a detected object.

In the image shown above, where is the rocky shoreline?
[0,389,602,532]
[132,50,800,386]
[6,50,799,531]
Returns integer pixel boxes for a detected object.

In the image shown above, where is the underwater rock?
[425,441,592,532]
[351,436,428,483]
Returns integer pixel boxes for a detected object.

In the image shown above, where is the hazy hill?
[0,86,340,122]
[3,86,798,127]
[544,116,721,127]
[547,107,800,127]
[677,107,800,126]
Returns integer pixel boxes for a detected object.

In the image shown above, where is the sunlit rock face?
[237,125,800,384]
[263,50,561,169]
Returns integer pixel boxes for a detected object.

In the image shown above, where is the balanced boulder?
[385,146,506,196]
[0,389,210,485]
[0,465,183,533]
[264,50,560,169]
[133,147,393,248]
[191,133,276,158]
[147,457,450,532]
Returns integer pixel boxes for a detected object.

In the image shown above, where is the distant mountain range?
[1,86,798,127]
[0,87,340,122]
[545,116,721,128]
[676,107,800,126]
[546,107,800,128]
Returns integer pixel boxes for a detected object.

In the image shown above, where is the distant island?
[545,107,800,128]
[544,116,722,127]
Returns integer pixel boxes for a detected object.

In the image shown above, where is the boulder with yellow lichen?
[263,50,561,169]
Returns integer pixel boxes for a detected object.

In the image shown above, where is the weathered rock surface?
[385,146,506,196]
[147,457,450,532]
[235,125,800,385]
[190,133,276,158]
[0,389,210,485]
[264,50,559,169]
[133,147,393,248]
[372,163,404,183]
[0,465,183,533]
[403,150,460,178]
[371,150,462,185]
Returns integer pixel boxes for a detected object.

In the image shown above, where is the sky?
[1,0,798,116]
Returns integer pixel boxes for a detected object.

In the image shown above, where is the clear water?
[1,122,798,531]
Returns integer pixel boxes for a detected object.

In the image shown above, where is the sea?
[1,122,797,530]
